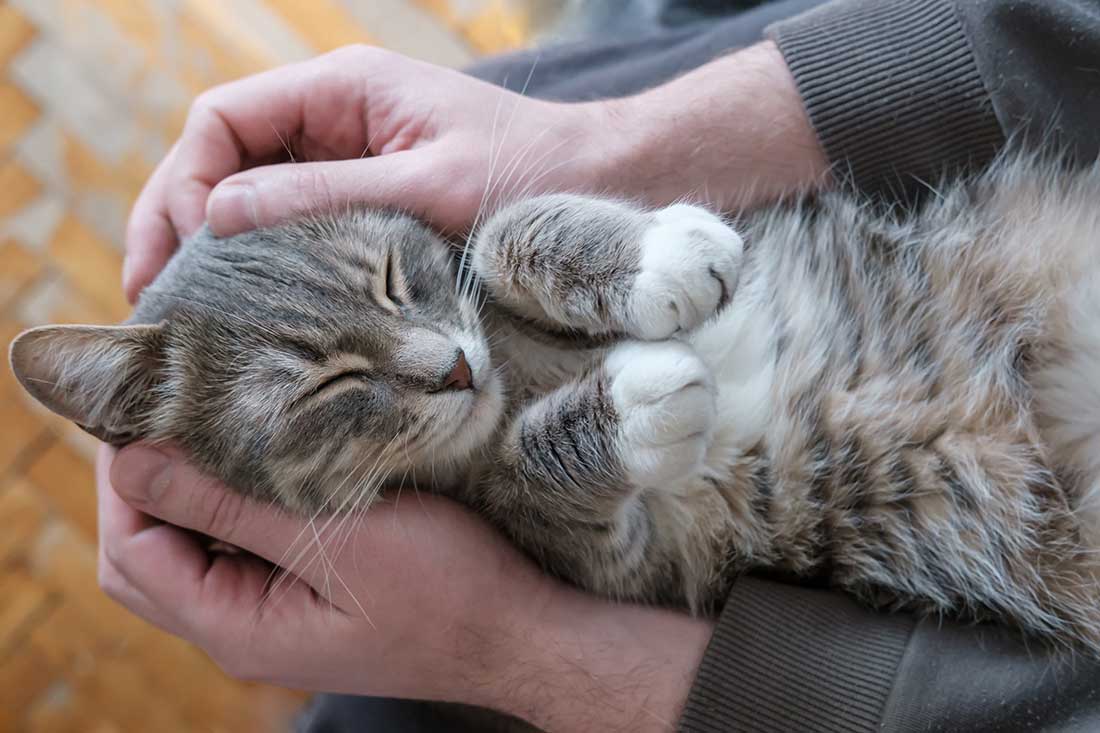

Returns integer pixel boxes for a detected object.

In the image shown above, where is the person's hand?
[97,443,713,732]
[122,41,827,303]
[122,45,621,302]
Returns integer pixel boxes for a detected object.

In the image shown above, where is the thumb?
[205,151,465,236]
[110,445,312,573]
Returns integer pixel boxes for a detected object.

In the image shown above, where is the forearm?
[597,41,829,211]
[487,586,713,733]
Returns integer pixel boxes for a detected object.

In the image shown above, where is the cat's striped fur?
[11,154,1100,651]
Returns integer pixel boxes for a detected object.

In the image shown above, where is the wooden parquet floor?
[0,1,542,730]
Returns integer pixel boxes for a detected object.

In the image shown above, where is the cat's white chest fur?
[687,279,778,458]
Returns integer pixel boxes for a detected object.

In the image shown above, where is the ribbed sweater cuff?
[678,578,914,733]
[767,0,1005,196]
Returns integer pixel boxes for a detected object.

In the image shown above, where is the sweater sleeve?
[767,0,1100,196]
[677,578,914,733]
[678,577,1100,733]
[766,0,1003,195]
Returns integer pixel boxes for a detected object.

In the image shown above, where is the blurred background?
[0,1,562,729]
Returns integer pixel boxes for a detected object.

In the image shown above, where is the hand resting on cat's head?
[121,41,824,303]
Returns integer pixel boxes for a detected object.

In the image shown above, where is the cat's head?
[9,210,503,512]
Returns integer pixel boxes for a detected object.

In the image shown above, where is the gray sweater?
[471,1,1100,731]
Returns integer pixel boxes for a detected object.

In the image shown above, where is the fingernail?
[112,446,172,503]
[208,181,258,234]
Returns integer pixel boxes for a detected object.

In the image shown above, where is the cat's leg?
[470,194,743,339]
[475,339,728,605]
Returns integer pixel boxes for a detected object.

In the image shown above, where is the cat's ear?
[8,324,165,444]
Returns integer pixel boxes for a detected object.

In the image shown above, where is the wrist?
[550,98,640,201]
[485,580,714,732]
[602,40,829,210]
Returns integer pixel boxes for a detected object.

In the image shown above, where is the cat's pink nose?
[442,350,473,391]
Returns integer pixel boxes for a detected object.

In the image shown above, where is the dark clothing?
[680,579,1100,733]
[303,1,1100,731]
[296,697,526,732]
[468,0,827,100]
[771,0,1100,196]
[552,0,774,40]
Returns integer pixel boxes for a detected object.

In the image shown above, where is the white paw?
[605,340,716,489]
[625,204,743,340]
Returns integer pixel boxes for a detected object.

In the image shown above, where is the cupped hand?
[123,45,620,303]
[97,443,712,731]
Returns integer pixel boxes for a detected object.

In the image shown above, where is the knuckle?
[188,91,215,120]
[188,85,230,124]
[97,555,128,601]
[99,540,127,579]
[189,89,217,117]
[294,167,334,206]
[198,486,248,541]
[100,545,122,572]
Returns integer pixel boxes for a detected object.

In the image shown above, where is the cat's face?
[9,210,503,512]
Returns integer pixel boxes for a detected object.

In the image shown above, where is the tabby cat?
[11,155,1100,651]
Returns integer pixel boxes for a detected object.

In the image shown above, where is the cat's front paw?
[606,340,716,489]
[625,204,743,340]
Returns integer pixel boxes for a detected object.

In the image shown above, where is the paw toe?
[607,341,717,488]
[625,205,743,339]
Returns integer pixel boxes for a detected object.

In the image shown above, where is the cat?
[10,153,1100,652]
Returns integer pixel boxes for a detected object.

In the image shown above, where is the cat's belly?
[685,282,780,470]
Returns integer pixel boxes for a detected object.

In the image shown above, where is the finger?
[110,517,323,671]
[168,47,384,239]
[125,46,380,299]
[123,144,181,302]
[109,445,356,598]
[206,152,433,235]
[97,443,158,536]
[97,543,185,636]
[96,442,188,633]
[99,444,321,650]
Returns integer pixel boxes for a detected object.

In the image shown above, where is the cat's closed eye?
[310,370,373,398]
[294,355,379,406]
